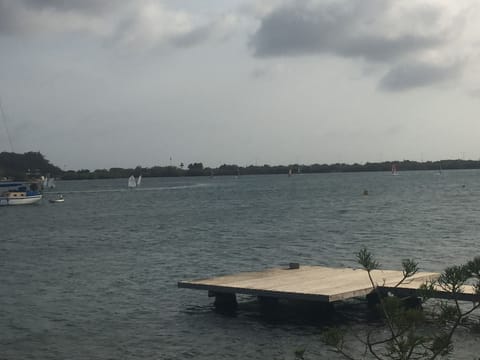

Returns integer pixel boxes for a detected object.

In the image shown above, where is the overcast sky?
[1,0,480,170]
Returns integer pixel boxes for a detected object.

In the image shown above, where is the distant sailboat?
[128,175,137,188]
[436,163,443,175]
[136,175,142,186]
[391,164,399,176]
[47,178,56,189]
[288,168,292,177]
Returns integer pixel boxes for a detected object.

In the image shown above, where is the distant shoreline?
[51,159,480,180]
[2,151,478,181]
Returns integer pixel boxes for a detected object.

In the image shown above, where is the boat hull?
[49,199,64,203]
[0,194,42,206]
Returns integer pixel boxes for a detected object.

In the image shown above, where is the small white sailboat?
[128,175,137,188]
[288,168,292,177]
[47,178,56,189]
[391,164,399,176]
[436,163,443,175]
[136,175,142,186]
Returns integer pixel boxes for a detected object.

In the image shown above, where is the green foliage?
[430,333,452,357]
[294,348,306,360]
[6,153,480,180]
[322,328,346,349]
[437,265,470,293]
[401,259,419,278]
[0,151,62,180]
[356,247,380,271]
[321,248,480,360]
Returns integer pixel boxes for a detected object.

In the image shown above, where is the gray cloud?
[170,25,213,48]
[0,0,116,35]
[339,34,443,63]
[250,0,445,61]
[250,2,354,58]
[0,0,225,51]
[249,0,464,90]
[21,0,116,14]
[379,62,460,91]
[0,2,21,34]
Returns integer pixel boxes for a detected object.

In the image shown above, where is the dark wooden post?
[209,291,238,312]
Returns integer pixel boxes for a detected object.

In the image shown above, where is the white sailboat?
[391,164,399,176]
[47,178,56,189]
[128,175,137,188]
[136,175,142,186]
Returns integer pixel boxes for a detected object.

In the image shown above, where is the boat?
[47,178,56,189]
[128,175,137,188]
[391,164,399,176]
[49,194,64,203]
[136,175,142,186]
[0,190,42,206]
[0,180,27,192]
[288,168,292,177]
[0,180,43,205]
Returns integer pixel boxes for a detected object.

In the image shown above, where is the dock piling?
[209,291,238,312]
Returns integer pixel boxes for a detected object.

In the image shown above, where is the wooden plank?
[384,281,479,302]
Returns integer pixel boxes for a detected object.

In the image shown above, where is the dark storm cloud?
[379,62,460,91]
[250,2,353,57]
[250,0,444,61]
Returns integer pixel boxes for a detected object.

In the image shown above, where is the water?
[1,170,480,359]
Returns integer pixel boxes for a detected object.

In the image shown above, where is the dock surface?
[178,265,441,303]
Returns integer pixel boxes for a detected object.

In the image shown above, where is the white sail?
[47,178,56,189]
[391,164,399,176]
[136,175,142,186]
[128,175,136,188]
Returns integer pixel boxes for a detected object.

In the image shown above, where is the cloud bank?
[249,0,474,91]
[1,0,478,91]
[0,0,237,50]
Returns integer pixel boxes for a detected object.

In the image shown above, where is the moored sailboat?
[0,191,42,206]
[391,164,399,176]
[0,180,43,206]
[128,175,137,188]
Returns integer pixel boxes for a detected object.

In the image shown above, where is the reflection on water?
[1,170,480,359]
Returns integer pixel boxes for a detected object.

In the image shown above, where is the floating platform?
[178,265,478,305]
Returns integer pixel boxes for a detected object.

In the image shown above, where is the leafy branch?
[320,249,480,360]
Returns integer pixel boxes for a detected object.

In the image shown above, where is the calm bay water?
[1,171,480,359]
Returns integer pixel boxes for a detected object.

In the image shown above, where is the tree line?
[2,151,480,180]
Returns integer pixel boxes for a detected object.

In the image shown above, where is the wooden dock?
[178,265,478,306]
[178,265,438,303]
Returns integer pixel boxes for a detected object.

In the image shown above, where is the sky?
[1,0,480,170]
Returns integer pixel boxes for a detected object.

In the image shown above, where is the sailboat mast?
[0,95,14,152]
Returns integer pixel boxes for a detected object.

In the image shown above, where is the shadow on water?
[183,295,384,328]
